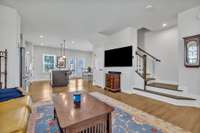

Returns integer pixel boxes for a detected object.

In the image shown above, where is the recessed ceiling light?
[145,5,153,9]
[162,23,167,27]
[72,41,75,44]
[40,35,44,38]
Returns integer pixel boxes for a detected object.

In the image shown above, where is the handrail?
[135,51,143,58]
[137,47,161,62]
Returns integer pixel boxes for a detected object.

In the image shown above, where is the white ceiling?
[1,0,200,48]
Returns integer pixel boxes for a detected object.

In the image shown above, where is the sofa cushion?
[0,87,22,94]
[0,106,29,133]
[0,87,23,102]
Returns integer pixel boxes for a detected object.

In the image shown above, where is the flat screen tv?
[105,46,132,67]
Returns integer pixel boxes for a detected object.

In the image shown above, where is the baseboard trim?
[122,89,133,94]
[31,80,50,83]
[93,85,103,89]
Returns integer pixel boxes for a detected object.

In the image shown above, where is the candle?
[73,92,81,106]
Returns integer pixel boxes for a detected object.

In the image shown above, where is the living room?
[0,0,200,133]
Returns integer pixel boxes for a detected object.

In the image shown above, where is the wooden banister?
[0,49,7,89]
[137,47,161,62]
[143,55,147,90]
[136,51,143,58]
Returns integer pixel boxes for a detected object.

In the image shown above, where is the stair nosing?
[146,78,156,81]
[147,84,183,92]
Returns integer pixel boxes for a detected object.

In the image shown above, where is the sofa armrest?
[0,95,32,113]
[18,87,30,95]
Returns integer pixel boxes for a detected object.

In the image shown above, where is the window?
[68,57,86,77]
[184,35,200,67]
[76,58,86,76]
[69,57,76,70]
[187,41,198,64]
[43,54,56,72]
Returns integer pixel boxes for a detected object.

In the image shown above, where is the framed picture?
[57,56,66,68]
[184,34,200,67]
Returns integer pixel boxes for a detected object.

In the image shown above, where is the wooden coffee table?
[52,92,114,133]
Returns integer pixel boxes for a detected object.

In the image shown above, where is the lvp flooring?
[29,79,200,133]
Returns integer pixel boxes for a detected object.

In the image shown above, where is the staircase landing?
[147,82,181,91]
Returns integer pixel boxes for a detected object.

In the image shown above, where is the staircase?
[133,47,198,107]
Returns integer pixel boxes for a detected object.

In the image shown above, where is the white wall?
[104,27,137,93]
[178,6,200,96]
[0,5,21,87]
[90,33,109,88]
[31,45,92,81]
[144,26,179,84]
[93,46,105,87]
[137,29,146,49]
[92,27,138,93]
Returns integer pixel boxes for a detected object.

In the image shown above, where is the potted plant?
[87,66,92,72]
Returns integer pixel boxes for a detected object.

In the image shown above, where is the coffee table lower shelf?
[54,109,112,133]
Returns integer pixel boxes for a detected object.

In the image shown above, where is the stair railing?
[136,47,161,90]
[137,47,161,62]
[136,52,144,77]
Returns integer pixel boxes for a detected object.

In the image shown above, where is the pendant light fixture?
[57,40,67,68]
[60,40,66,59]
[63,40,66,59]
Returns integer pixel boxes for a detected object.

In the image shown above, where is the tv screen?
[105,46,132,67]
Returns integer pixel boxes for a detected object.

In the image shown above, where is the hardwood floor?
[29,79,200,133]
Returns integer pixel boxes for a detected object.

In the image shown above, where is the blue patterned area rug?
[27,92,190,133]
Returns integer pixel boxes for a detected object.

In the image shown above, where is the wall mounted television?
[104,46,133,67]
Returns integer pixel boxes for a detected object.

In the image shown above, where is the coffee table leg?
[63,128,69,133]
[107,113,112,133]
[54,108,56,120]
[54,108,66,133]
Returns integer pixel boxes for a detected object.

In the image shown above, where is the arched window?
[184,35,200,67]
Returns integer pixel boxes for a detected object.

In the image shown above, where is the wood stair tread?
[133,88,196,100]
[146,78,156,81]
[147,82,181,91]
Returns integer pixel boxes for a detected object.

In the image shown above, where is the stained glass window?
[187,41,198,64]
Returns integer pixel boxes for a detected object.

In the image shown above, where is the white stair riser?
[132,89,200,108]
[146,86,185,96]
[146,80,155,84]
[146,75,154,78]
